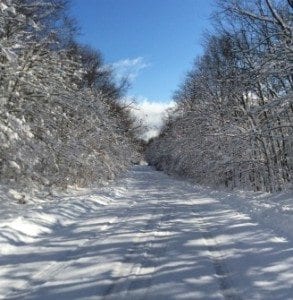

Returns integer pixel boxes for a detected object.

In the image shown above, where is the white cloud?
[130,97,176,141]
[111,57,150,82]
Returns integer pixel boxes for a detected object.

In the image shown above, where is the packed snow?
[0,166,292,299]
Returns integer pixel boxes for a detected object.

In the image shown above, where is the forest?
[0,0,292,196]
[0,0,140,194]
[146,0,292,192]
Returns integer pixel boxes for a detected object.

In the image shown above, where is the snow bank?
[190,183,293,241]
[0,185,118,255]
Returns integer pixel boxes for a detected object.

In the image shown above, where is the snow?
[0,166,292,299]
[194,185,293,241]
[7,189,24,200]
[2,47,18,63]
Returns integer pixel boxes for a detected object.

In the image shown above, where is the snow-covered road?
[1,166,293,299]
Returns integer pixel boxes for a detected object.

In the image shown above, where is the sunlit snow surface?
[0,166,292,299]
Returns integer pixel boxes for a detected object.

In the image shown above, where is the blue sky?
[70,0,215,103]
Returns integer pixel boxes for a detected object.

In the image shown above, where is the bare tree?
[146,0,292,192]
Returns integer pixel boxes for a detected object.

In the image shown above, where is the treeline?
[0,0,140,192]
[146,0,292,192]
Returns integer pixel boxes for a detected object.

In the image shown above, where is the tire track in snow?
[192,211,243,300]
[103,203,175,299]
